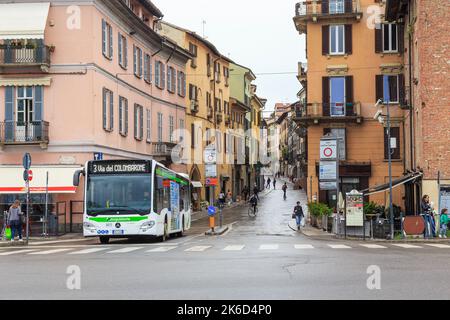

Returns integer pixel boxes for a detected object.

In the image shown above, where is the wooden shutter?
[375,26,383,53]
[102,88,107,130]
[125,99,128,135]
[109,24,113,58]
[161,63,165,89]
[191,124,195,148]
[345,76,354,116]
[5,86,14,141]
[322,77,330,116]
[398,74,406,106]
[139,106,143,140]
[102,20,106,56]
[344,0,353,13]
[322,0,329,14]
[376,75,384,103]
[345,25,352,54]
[118,34,122,65]
[134,104,138,139]
[322,25,329,55]
[124,37,128,68]
[398,24,405,53]
[109,91,114,131]
[34,86,43,121]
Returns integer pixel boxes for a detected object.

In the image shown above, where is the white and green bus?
[73,160,191,244]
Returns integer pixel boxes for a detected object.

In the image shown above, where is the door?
[16,86,34,142]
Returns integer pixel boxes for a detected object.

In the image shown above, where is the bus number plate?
[113,230,124,235]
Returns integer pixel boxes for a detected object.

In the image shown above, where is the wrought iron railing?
[0,46,51,65]
[295,0,361,17]
[0,121,49,144]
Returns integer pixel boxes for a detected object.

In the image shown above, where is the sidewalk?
[0,233,85,247]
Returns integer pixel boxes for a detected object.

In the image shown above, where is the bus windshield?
[86,174,152,216]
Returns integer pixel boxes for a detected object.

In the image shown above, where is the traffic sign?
[28,170,33,181]
[206,178,218,186]
[23,153,32,169]
[208,206,216,217]
[94,152,104,160]
[23,170,33,182]
[204,148,217,164]
[320,140,337,160]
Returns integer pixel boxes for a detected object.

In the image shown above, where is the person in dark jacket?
[293,202,305,231]
[421,195,436,238]
[8,200,23,242]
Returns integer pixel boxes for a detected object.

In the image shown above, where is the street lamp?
[374,99,395,240]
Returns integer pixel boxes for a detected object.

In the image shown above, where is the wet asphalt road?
[1,181,450,300]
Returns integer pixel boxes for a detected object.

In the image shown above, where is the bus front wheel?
[99,236,110,244]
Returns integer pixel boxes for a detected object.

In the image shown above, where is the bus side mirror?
[73,169,85,187]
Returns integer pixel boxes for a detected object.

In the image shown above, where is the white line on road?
[68,248,110,255]
[295,245,314,249]
[147,247,178,253]
[0,250,37,256]
[223,245,245,251]
[107,247,143,254]
[259,245,279,250]
[185,246,212,252]
[392,244,423,249]
[360,244,387,249]
[328,245,352,249]
[28,249,72,255]
[425,244,450,249]
[30,239,92,246]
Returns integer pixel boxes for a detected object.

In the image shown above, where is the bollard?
[209,216,215,233]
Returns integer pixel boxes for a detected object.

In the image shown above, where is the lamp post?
[386,103,394,240]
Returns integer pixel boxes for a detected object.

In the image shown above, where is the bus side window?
[154,176,164,214]
[180,186,185,211]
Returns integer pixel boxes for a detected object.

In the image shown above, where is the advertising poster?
[346,192,364,227]
[170,181,180,231]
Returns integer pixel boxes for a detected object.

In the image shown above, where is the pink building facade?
[0,0,191,232]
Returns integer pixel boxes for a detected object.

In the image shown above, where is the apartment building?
[0,0,191,231]
[386,0,450,214]
[293,0,413,210]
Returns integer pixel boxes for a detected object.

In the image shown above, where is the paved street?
[1,184,450,300]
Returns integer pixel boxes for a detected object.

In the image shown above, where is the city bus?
[73,160,191,244]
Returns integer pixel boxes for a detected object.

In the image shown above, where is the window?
[191,123,195,148]
[154,169,170,214]
[134,104,143,140]
[384,127,400,160]
[329,0,345,14]
[119,96,128,136]
[155,61,165,89]
[189,84,198,101]
[146,108,151,142]
[102,88,113,131]
[157,112,163,143]
[118,33,127,68]
[177,71,186,97]
[214,98,221,112]
[224,67,230,86]
[144,54,152,83]
[383,23,398,53]
[330,25,345,54]
[383,75,399,104]
[167,66,176,93]
[169,115,174,143]
[206,53,212,76]
[330,77,346,116]
[214,62,221,82]
[326,128,346,160]
[189,42,198,57]
[224,101,229,115]
[133,46,143,78]
[102,20,113,59]
[179,119,185,142]
[16,86,34,124]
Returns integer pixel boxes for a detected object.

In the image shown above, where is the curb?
[205,226,229,236]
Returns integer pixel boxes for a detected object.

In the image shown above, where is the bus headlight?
[83,222,96,232]
[140,221,156,231]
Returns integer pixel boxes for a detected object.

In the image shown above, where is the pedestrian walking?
[218,190,226,208]
[282,183,288,200]
[439,208,449,238]
[293,202,305,231]
[243,186,249,202]
[253,184,260,200]
[266,178,271,189]
[227,190,232,206]
[7,200,24,242]
[273,179,277,190]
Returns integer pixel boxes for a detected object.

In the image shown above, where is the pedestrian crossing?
[0,242,450,257]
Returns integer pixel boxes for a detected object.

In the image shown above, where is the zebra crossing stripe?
[425,244,450,249]
[223,245,245,251]
[295,245,314,249]
[360,244,387,249]
[147,247,178,253]
[392,244,423,249]
[28,249,72,255]
[185,246,212,252]
[0,250,37,256]
[328,244,352,249]
[69,248,109,255]
[107,247,143,254]
[259,244,279,250]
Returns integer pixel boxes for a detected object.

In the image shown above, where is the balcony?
[190,100,199,114]
[297,62,308,86]
[294,102,363,125]
[294,0,362,34]
[0,45,51,72]
[0,121,49,148]
[216,113,223,124]
[152,142,176,157]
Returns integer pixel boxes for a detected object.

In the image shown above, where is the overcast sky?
[152,0,306,113]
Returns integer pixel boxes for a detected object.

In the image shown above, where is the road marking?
[185,246,212,252]
[425,244,450,249]
[147,247,178,253]
[295,244,314,249]
[30,238,92,246]
[68,248,110,255]
[107,247,143,254]
[360,244,387,249]
[259,244,279,250]
[0,250,37,256]
[28,249,72,255]
[223,245,245,251]
[392,244,423,249]
[328,244,352,249]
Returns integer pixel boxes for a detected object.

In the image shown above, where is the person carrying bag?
[7,200,24,242]
[293,202,305,231]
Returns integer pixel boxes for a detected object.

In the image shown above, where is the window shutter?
[398,73,406,106]
[139,50,143,77]
[345,25,352,54]
[124,37,128,68]
[345,76,354,116]
[392,127,400,159]
[322,25,329,55]
[344,0,352,13]
[125,100,128,135]
[133,46,137,75]
[34,86,43,121]
[119,98,123,134]
[322,0,329,14]
[375,26,382,53]
[102,20,106,56]
[118,34,122,65]
[398,24,405,53]
[110,91,114,131]
[191,123,195,148]
[376,75,384,102]
[139,107,143,140]
[102,89,107,130]
[109,25,113,58]
[322,77,330,116]
[161,63,165,89]
[5,86,14,141]
[134,105,137,139]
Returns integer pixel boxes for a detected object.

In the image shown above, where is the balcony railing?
[294,102,363,124]
[297,62,308,84]
[294,0,362,33]
[152,142,176,157]
[0,45,51,67]
[0,121,49,145]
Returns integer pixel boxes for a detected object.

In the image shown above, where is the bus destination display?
[88,161,151,174]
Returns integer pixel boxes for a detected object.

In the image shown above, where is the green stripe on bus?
[155,167,189,186]
[89,217,149,223]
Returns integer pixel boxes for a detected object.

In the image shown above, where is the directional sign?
[94,152,104,161]
[319,161,338,180]
[208,206,216,217]
[320,140,337,160]
[23,153,32,170]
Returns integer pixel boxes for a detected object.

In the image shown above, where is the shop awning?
[191,181,203,188]
[0,78,52,87]
[0,165,82,194]
[0,3,50,40]
[361,172,423,196]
